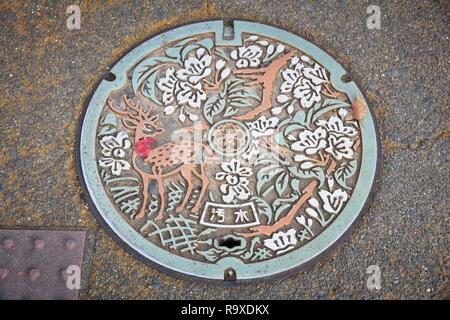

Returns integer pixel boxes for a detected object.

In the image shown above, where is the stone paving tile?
[0,1,448,299]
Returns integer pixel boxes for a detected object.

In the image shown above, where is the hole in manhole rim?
[224,267,236,281]
[341,74,351,83]
[104,72,116,82]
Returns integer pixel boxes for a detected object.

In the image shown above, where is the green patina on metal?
[78,20,379,281]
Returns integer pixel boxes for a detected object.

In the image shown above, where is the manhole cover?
[77,20,380,282]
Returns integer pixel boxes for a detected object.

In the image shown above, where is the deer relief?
[107,95,211,220]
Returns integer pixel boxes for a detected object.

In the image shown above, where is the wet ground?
[0,0,448,299]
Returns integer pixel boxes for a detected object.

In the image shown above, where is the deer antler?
[123,95,151,121]
[107,99,128,117]
[106,97,140,123]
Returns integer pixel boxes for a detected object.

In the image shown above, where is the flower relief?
[291,115,357,163]
[98,131,132,176]
[263,228,297,254]
[318,188,349,214]
[176,48,212,84]
[276,55,329,109]
[302,178,350,229]
[231,44,263,68]
[215,159,253,203]
[317,115,357,161]
[157,48,212,115]
[291,127,328,157]
[317,114,358,137]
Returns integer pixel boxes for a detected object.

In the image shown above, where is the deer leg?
[154,177,165,221]
[192,163,209,213]
[135,177,149,220]
[176,167,193,213]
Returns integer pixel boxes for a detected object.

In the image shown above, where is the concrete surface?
[0,0,448,299]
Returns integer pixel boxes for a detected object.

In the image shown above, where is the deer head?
[107,95,165,158]
[107,95,165,140]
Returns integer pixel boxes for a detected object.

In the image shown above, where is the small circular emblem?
[77,20,379,282]
[208,119,251,156]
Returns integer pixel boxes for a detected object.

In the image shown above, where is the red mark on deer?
[135,138,157,158]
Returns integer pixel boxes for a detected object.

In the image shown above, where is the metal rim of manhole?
[76,19,380,283]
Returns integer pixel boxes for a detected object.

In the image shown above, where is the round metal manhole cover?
[77,20,380,282]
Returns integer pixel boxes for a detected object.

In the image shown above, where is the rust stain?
[351,96,367,120]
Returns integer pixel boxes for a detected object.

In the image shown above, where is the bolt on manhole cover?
[77,20,380,282]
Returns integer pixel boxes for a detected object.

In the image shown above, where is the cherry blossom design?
[215,159,253,203]
[316,115,356,160]
[292,154,318,170]
[292,77,322,109]
[276,61,304,102]
[318,188,349,214]
[176,48,212,84]
[291,114,357,161]
[98,132,131,176]
[176,81,208,109]
[157,69,208,112]
[157,48,212,114]
[157,67,179,114]
[246,115,279,139]
[263,228,297,254]
[291,127,328,156]
[302,63,329,85]
[276,58,329,109]
[230,45,263,68]
[317,115,358,137]
[324,135,354,160]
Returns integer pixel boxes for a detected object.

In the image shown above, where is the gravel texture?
[0,0,448,299]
